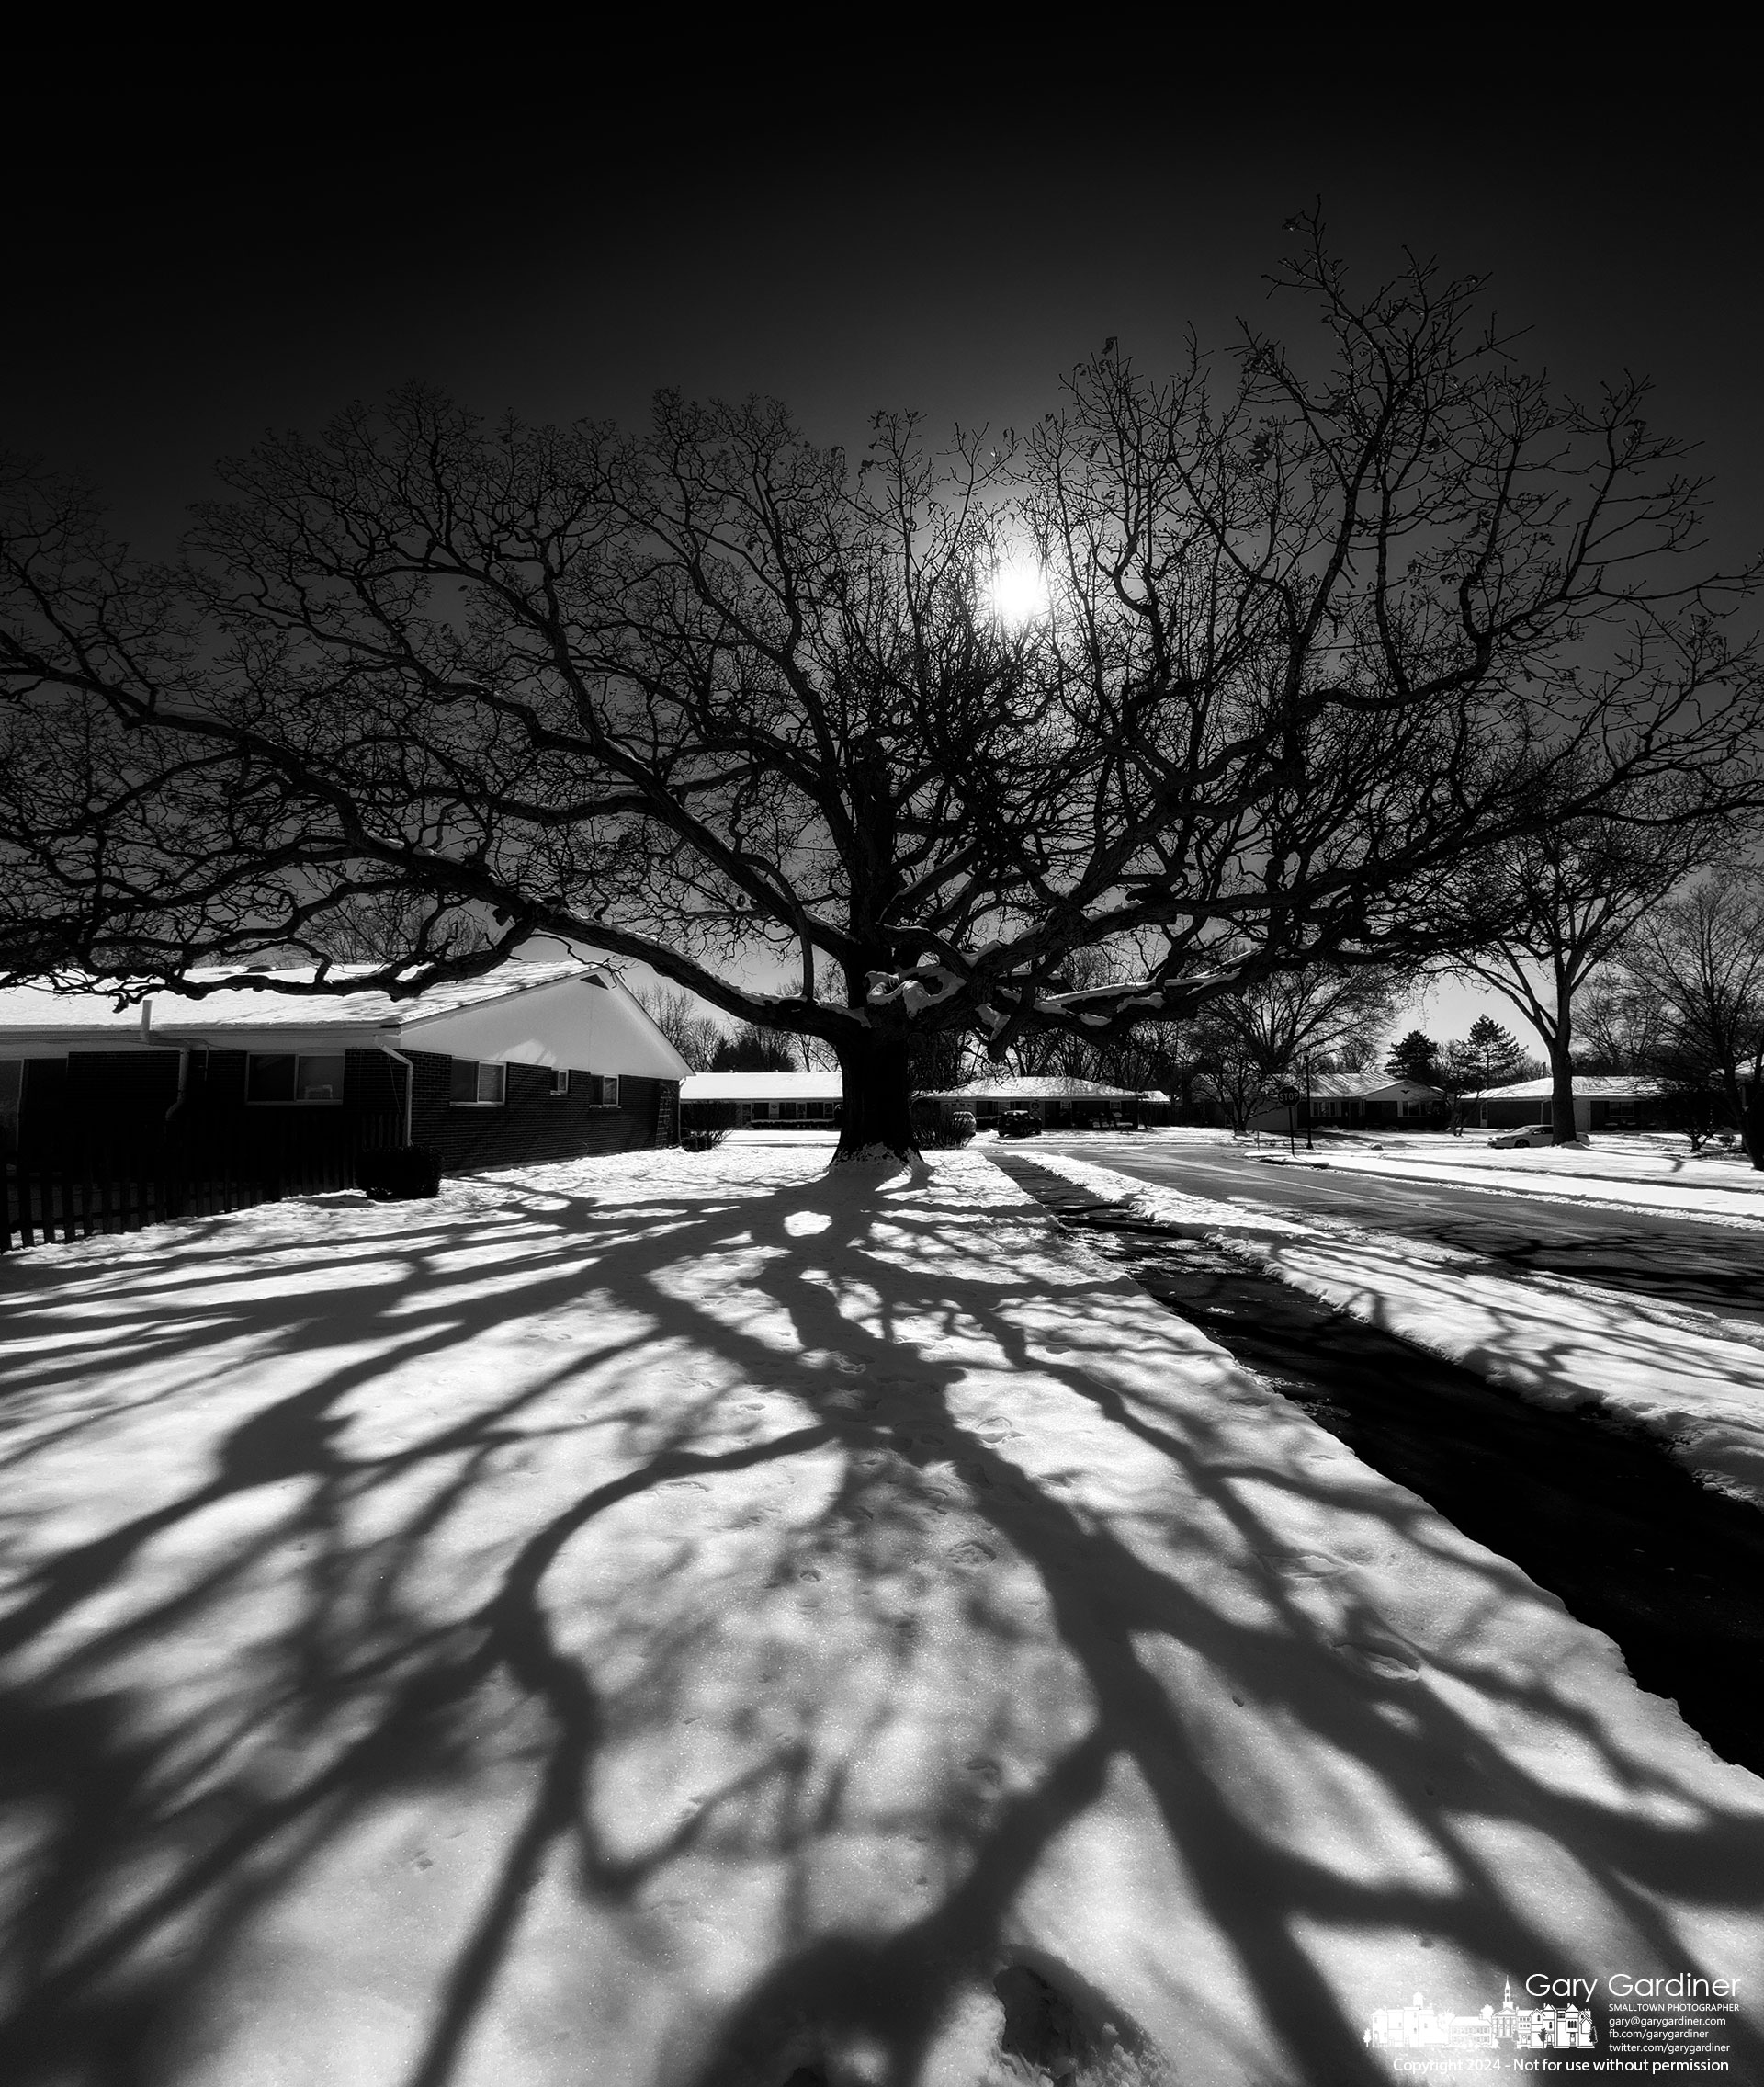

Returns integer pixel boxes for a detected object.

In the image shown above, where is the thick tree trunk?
[1730,1064,1764,1171]
[832,1032,918,1164]
[1548,1034,1579,1144]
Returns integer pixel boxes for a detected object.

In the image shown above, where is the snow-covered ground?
[1246,1131,1764,1228]
[1024,1145,1764,1517]
[2,1148,1761,2086]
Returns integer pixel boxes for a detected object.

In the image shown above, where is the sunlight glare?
[987,559,1049,630]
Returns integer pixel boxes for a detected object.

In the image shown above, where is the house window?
[247,1052,347,1103]
[594,1076,619,1106]
[550,1069,571,1097]
[448,1060,506,1106]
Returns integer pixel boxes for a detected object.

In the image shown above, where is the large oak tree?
[3,234,1758,1162]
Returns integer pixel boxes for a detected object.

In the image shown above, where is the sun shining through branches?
[5,240,1762,1169]
[984,556,1050,631]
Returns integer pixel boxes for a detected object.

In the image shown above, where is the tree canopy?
[4,231,1759,1159]
[1384,1031,1442,1084]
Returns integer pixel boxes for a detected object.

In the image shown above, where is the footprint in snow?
[1275,1551,1346,1579]
[992,1959,1165,2087]
[1338,1639,1422,1681]
[948,1540,997,1566]
[660,1478,709,1492]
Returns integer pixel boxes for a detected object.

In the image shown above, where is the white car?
[1487,1125,1586,1149]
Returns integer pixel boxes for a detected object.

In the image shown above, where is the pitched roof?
[919,1075,1143,1100]
[1480,1074,1665,1099]
[0,960,602,1038]
[680,1072,842,1100]
[1306,1072,1442,1098]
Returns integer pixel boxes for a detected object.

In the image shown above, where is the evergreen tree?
[1385,1030,1442,1083]
[1464,1015,1527,1090]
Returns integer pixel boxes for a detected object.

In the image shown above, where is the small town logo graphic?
[1365,1979,1597,2053]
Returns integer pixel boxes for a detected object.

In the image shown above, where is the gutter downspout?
[164,1049,191,1124]
[379,1038,415,1145]
[141,1001,192,1126]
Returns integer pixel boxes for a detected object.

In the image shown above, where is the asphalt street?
[1028,1135,1764,1327]
[988,1147,1764,1777]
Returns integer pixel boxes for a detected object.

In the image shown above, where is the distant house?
[680,1071,842,1129]
[1247,1071,1443,1134]
[1474,1075,1666,1134]
[916,1075,1148,1129]
[0,960,690,1175]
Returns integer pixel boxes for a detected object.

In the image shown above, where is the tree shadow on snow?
[0,1157,1759,2087]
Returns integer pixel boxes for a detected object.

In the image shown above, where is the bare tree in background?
[1193,964,1397,1131]
[1623,869,1764,1165]
[5,226,1759,1167]
[1452,802,1727,1143]
[1577,975,1670,1077]
[285,889,494,965]
[632,985,726,1072]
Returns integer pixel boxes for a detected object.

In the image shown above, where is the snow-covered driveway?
[1023,1144,1764,1515]
[2,1148,1759,2086]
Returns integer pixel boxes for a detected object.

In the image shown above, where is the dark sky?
[7,51,1755,1032]
[9,57,1762,571]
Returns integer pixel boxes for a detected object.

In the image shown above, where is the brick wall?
[404,1052,676,1174]
[184,1049,401,1117]
[16,1044,676,1176]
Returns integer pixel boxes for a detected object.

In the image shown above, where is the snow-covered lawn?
[1024,1147,1764,1518]
[1245,1131,1764,1227]
[2,1148,1760,2086]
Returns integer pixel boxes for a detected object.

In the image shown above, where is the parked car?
[998,1109,1041,1140]
[1487,1125,1587,1149]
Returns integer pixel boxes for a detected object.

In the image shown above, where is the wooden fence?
[1,1109,401,1253]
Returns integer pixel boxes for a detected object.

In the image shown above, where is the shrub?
[356,1145,443,1200]
[681,1099,740,1134]
[909,1107,978,1150]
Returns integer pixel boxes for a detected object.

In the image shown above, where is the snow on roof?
[1481,1074,1666,1099]
[0,960,598,1036]
[680,1072,842,1100]
[1307,1072,1442,1097]
[919,1075,1143,1101]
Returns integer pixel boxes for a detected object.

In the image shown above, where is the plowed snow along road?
[1032,1135,1764,1327]
[989,1148,1764,1781]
